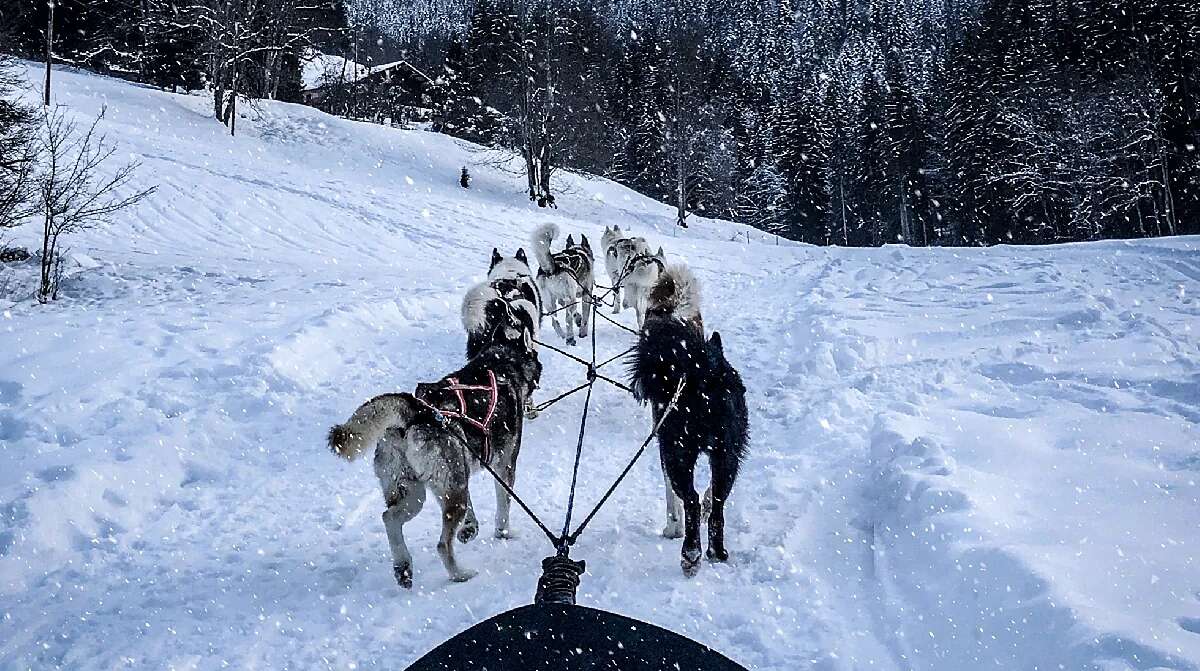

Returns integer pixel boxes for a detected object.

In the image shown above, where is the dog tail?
[327,393,420,461]
[462,282,500,335]
[531,223,559,272]
[648,263,702,330]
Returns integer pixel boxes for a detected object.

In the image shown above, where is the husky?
[601,225,665,326]
[486,247,541,322]
[531,223,594,346]
[628,264,748,577]
[327,288,541,588]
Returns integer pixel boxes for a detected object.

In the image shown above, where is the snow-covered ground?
[1,65,1198,670]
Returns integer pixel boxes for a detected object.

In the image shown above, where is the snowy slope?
[1,64,1198,671]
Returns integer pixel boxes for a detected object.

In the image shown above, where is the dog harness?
[414,369,500,464]
[621,253,664,281]
[540,247,590,285]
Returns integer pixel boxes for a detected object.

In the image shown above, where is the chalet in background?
[302,56,439,127]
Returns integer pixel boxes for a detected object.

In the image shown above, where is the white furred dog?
[601,225,665,327]
[531,223,594,346]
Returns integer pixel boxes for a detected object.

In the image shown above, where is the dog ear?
[614,224,621,232]
[708,331,724,354]
[580,234,591,252]
[566,234,575,247]
[515,247,528,265]
[490,248,502,271]
[655,246,664,258]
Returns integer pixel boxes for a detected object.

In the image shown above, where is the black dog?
[629,264,748,577]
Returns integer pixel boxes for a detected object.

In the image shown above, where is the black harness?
[539,246,591,283]
[621,253,664,281]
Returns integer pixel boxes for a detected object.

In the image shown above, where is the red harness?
[415,370,500,463]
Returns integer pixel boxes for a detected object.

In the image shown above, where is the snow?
[302,50,369,90]
[301,51,433,92]
[1,64,1198,670]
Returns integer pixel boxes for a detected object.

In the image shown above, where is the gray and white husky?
[532,223,594,346]
[601,225,665,327]
[327,286,541,587]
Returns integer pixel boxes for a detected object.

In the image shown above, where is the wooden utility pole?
[43,0,54,106]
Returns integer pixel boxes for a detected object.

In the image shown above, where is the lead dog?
[532,223,594,345]
[327,288,541,587]
[601,225,665,327]
[628,264,748,577]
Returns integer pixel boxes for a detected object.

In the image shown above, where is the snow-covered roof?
[301,50,369,90]
[302,50,434,91]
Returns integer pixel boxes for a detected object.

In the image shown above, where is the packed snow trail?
[1,66,1198,670]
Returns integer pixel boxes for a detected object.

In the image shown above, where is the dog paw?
[662,520,684,539]
[449,568,478,583]
[681,549,702,578]
[706,546,729,563]
[494,527,516,540]
[565,337,577,346]
[457,520,478,544]
[394,564,413,589]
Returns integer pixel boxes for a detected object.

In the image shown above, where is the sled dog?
[328,288,541,587]
[628,264,748,577]
[601,225,665,327]
[531,223,594,346]
[486,247,541,324]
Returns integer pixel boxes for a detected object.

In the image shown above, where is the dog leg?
[549,301,570,342]
[458,486,479,544]
[432,483,477,583]
[706,451,740,563]
[661,453,684,539]
[612,284,622,314]
[663,453,702,577]
[563,301,578,346]
[579,290,592,338]
[493,453,517,539]
[382,481,426,589]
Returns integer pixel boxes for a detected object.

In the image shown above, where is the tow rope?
[467,261,684,604]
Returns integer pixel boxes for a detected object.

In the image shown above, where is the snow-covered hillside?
[1,65,1198,671]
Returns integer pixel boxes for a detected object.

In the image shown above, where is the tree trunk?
[1160,153,1176,236]
[43,0,54,106]
[229,78,237,136]
[839,175,848,246]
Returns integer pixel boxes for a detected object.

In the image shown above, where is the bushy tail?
[531,223,559,272]
[647,263,702,329]
[327,393,419,461]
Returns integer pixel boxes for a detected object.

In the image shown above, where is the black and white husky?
[629,264,748,577]
[532,223,594,346]
[486,247,541,323]
[327,287,541,588]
